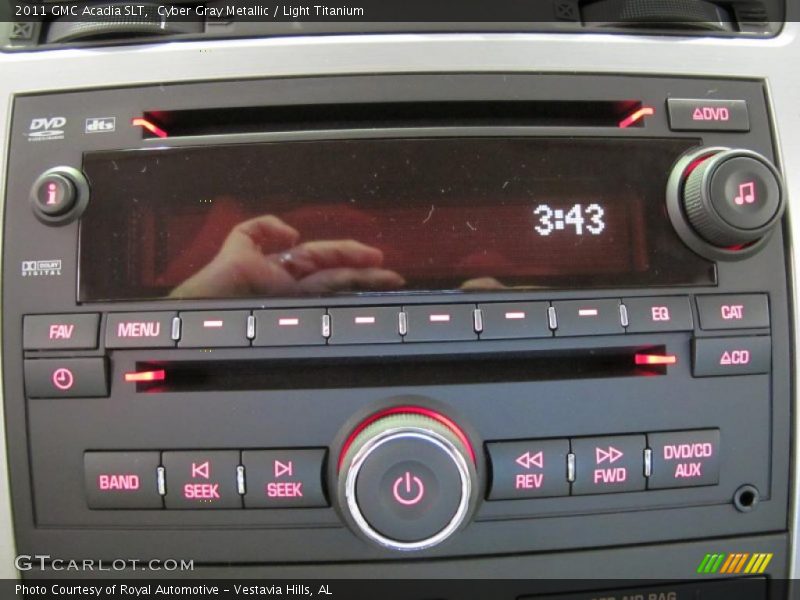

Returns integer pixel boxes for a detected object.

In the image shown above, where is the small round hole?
[734,484,760,512]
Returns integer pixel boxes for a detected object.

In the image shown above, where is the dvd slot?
[137,100,645,138]
[129,345,671,393]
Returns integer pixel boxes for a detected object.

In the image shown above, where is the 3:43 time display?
[533,203,606,236]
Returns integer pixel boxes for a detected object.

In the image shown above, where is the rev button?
[486,439,569,500]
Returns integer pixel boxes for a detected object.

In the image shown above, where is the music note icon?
[733,181,756,206]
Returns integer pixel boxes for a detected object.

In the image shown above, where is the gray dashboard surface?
[1,22,799,579]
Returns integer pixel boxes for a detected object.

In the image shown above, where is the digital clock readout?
[533,203,606,236]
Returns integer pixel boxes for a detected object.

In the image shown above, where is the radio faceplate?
[2,74,791,564]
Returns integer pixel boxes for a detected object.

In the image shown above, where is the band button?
[486,439,569,500]
[241,449,328,508]
[106,312,177,348]
[622,296,693,333]
[23,313,99,350]
[84,452,162,509]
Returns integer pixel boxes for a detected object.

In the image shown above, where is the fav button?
[696,294,769,330]
[648,430,721,489]
[162,451,241,509]
[572,435,646,495]
[178,311,250,348]
[106,312,177,348]
[84,452,162,509]
[24,358,108,398]
[692,336,771,377]
[486,439,569,500]
[23,313,100,350]
[242,449,328,508]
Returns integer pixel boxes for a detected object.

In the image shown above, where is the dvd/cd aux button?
[23,313,100,350]
[162,451,241,509]
[647,430,720,489]
[177,311,250,348]
[252,309,326,346]
[24,357,108,398]
[106,312,177,348]
[328,307,401,344]
[622,297,693,333]
[84,452,162,509]
[478,303,551,340]
[696,294,769,330]
[241,449,327,508]
[552,299,624,337]
[403,304,477,342]
[571,435,646,495]
[692,336,771,377]
[486,439,569,499]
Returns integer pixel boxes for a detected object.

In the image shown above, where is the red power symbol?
[392,471,425,506]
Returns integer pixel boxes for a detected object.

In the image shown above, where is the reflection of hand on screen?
[170,215,405,298]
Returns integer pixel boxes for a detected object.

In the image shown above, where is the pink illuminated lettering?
[516,451,544,470]
[46,182,58,205]
[578,308,599,317]
[595,446,623,465]
[692,106,730,122]
[674,462,703,478]
[191,461,210,479]
[515,473,544,490]
[354,316,376,325]
[392,472,425,506]
[429,314,451,323]
[266,482,304,498]
[720,350,750,365]
[51,367,74,391]
[720,305,744,320]
[183,483,220,499]
[504,312,526,320]
[278,318,300,327]
[663,443,714,460]
[273,460,293,478]
[651,306,671,322]
[594,468,627,484]
[117,321,160,338]
[733,181,756,205]
[98,474,140,491]
[48,324,74,340]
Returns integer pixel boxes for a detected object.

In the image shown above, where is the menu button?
[106,312,177,348]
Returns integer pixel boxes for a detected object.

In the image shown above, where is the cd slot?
[129,345,671,393]
[139,100,645,138]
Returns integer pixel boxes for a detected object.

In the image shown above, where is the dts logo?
[26,117,66,140]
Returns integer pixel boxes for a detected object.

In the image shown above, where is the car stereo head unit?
[2,74,791,570]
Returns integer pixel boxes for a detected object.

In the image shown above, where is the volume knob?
[680,149,784,248]
[337,409,478,551]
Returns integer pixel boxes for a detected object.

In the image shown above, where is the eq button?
[486,439,569,500]
[571,435,646,495]
[692,336,771,377]
[622,297,693,333]
[648,430,721,489]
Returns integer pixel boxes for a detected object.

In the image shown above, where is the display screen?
[79,137,714,302]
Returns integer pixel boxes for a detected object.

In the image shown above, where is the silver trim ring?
[344,427,472,552]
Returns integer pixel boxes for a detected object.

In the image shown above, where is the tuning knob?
[677,148,784,249]
[337,408,478,551]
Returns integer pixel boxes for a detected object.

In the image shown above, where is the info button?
[106,312,177,348]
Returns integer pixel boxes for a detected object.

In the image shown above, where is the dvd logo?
[27,117,66,140]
